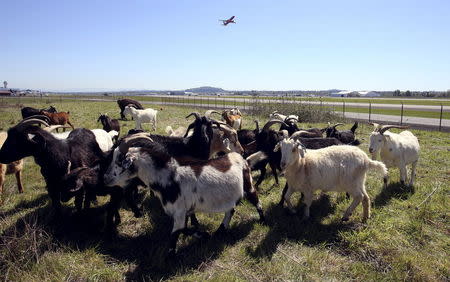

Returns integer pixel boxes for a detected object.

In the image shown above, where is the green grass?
[0,100,449,281]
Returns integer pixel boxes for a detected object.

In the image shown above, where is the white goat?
[165,125,191,137]
[104,135,263,254]
[47,126,117,152]
[368,123,420,186]
[274,139,388,222]
[124,106,158,131]
[269,111,299,122]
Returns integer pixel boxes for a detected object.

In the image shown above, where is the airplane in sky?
[219,16,236,26]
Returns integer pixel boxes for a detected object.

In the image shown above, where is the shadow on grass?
[0,193,48,218]
[373,182,415,208]
[247,194,355,260]
[1,195,258,281]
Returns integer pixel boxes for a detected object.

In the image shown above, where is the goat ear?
[27,133,45,146]
[298,145,305,158]
[222,138,231,150]
[69,178,84,193]
[27,133,36,142]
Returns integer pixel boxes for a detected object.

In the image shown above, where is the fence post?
[343,101,345,118]
[439,104,443,131]
[368,102,372,122]
[400,103,404,125]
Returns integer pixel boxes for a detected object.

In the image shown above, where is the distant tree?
[394,89,401,96]
[405,90,411,97]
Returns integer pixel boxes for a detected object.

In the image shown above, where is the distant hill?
[185,86,226,93]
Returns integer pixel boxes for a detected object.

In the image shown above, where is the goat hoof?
[341,216,350,222]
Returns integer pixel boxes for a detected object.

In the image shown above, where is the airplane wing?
[229,16,235,21]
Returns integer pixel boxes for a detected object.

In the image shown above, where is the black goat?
[325,122,360,145]
[279,116,326,138]
[250,120,287,187]
[97,114,120,140]
[21,106,56,119]
[0,118,122,231]
[117,99,144,120]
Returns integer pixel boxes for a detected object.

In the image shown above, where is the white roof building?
[331,90,380,97]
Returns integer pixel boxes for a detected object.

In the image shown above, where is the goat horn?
[285,117,298,123]
[204,110,221,118]
[212,121,236,134]
[289,130,310,140]
[254,120,260,132]
[262,119,287,132]
[271,110,278,114]
[17,118,49,128]
[22,115,50,123]
[379,125,409,135]
[185,112,201,120]
[119,133,154,154]
[332,123,344,128]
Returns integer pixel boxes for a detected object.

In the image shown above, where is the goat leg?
[279,183,289,206]
[269,161,279,185]
[15,170,24,193]
[124,185,142,218]
[216,208,235,234]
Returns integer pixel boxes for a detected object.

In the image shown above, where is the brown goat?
[0,132,24,195]
[222,109,242,130]
[41,111,74,131]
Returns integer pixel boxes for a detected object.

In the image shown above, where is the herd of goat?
[0,98,420,254]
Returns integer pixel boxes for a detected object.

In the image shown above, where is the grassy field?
[0,100,449,281]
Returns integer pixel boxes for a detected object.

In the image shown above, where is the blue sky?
[2,0,449,91]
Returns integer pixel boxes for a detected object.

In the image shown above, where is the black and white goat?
[104,134,264,254]
[113,112,245,224]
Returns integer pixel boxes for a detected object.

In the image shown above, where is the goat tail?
[351,121,358,133]
[165,126,174,135]
[368,159,388,178]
